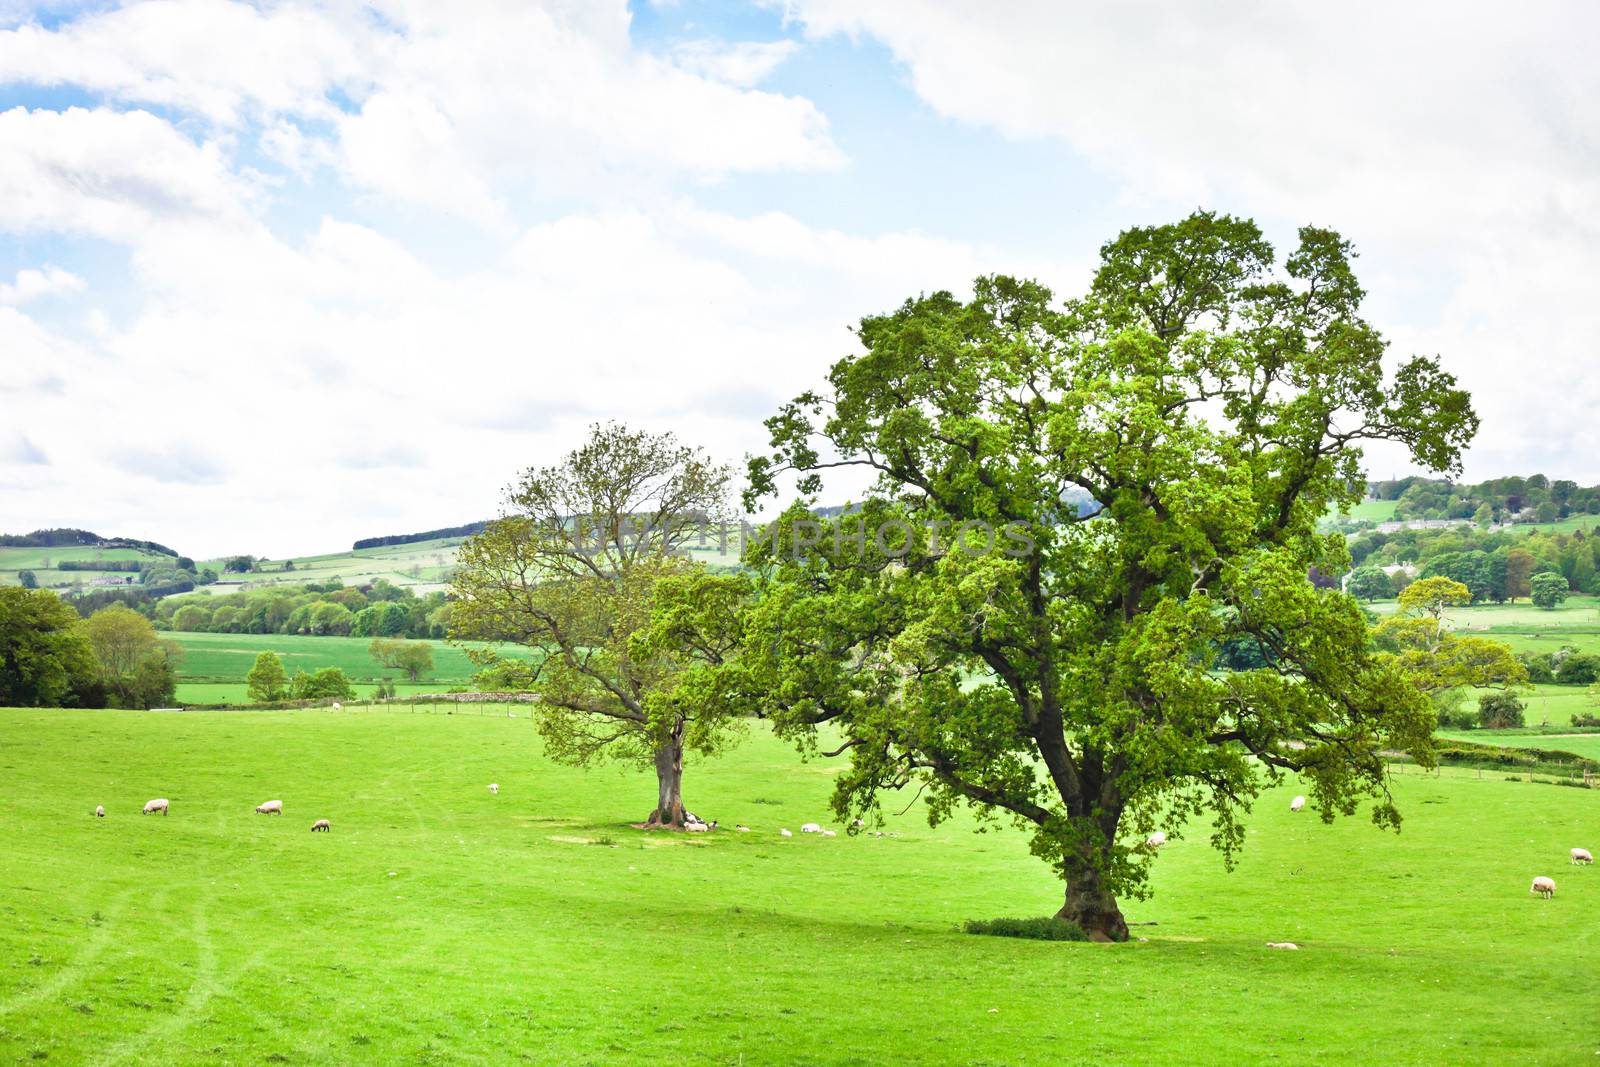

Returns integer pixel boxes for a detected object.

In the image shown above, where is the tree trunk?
[1056,865,1129,943]
[645,739,686,827]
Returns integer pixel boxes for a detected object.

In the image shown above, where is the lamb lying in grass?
[1531,876,1556,899]
[142,798,168,815]
[1571,848,1593,865]
[1290,795,1306,812]
[255,800,283,815]
[94,805,105,818]
[488,783,499,795]
[311,819,330,832]
[800,823,823,834]
[1145,831,1167,849]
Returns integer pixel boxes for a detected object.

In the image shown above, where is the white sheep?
[735,825,751,833]
[310,819,330,832]
[1571,848,1593,865]
[255,800,283,815]
[800,823,823,834]
[1265,942,1299,950]
[94,805,105,818]
[821,829,837,837]
[1290,795,1306,812]
[488,783,499,795]
[331,701,342,711]
[686,822,710,833]
[1531,876,1556,899]
[1145,831,1167,849]
[780,828,793,837]
[142,798,168,816]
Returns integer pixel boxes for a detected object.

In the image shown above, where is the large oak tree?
[742,213,1477,940]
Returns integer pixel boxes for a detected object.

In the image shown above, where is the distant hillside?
[0,528,179,557]
[352,522,491,551]
[1368,475,1600,525]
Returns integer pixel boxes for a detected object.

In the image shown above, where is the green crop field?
[194,537,469,597]
[0,708,1595,1064]
[1330,498,1399,522]
[0,545,171,591]
[166,632,537,699]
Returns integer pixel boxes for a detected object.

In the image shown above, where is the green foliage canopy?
[741,213,1477,939]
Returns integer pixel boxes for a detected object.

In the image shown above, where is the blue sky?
[0,1,1596,556]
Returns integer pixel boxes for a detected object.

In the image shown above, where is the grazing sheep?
[310,819,330,832]
[331,701,342,711]
[1571,848,1593,865]
[686,821,710,833]
[255,800,283,815]
[94,805,105,818]
[142,798,168,816]
[1531,876,1556,899]
[488,783,499,795]
[1145,831,1167,849]
[735,825,750,833]
[800,823,823,834]
[780,828,793,837]
[1265,942,1299,950]
[1290,795,1306,812]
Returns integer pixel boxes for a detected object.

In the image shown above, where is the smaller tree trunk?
[1057,864,1129,943]
[646,738,686,828]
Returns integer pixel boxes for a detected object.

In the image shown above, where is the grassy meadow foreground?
[1,709,1596,1064]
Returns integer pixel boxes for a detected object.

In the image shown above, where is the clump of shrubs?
[1477,692,1527,730]
[962,917,1089,942]
[1571,712,1600,728]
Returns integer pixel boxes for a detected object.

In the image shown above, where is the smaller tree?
[290,667,355,701]
[1477,692,1526,729]
[18,570,37,589]
[1374,577,1525,700]
[369,637,434,681]
[1554,653,1600,686]
[246,652,289,702]
[83,604,160,679]
[0,587,97,707]
[1531,572,1569,610]
[1503,548,1535,602]
[1345,566,1392,601]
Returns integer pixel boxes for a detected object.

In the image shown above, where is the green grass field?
[167,632,535,696]
[1,708,1596,1064]
[1331,499,1399,522]
[194,537,468,597]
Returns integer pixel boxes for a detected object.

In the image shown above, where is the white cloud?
[0,0,843,223]
[670,39,799,87]
[0,265,83,304]
[776,0,1600,481]
[0,106,255,240]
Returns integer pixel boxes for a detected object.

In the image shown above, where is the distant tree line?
[0,528,180,556]
[352,522,489,551]
[57,560,145,572]
[152,578,450,639]
[1345,524,1600,601]
[1369,474,1600,524]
